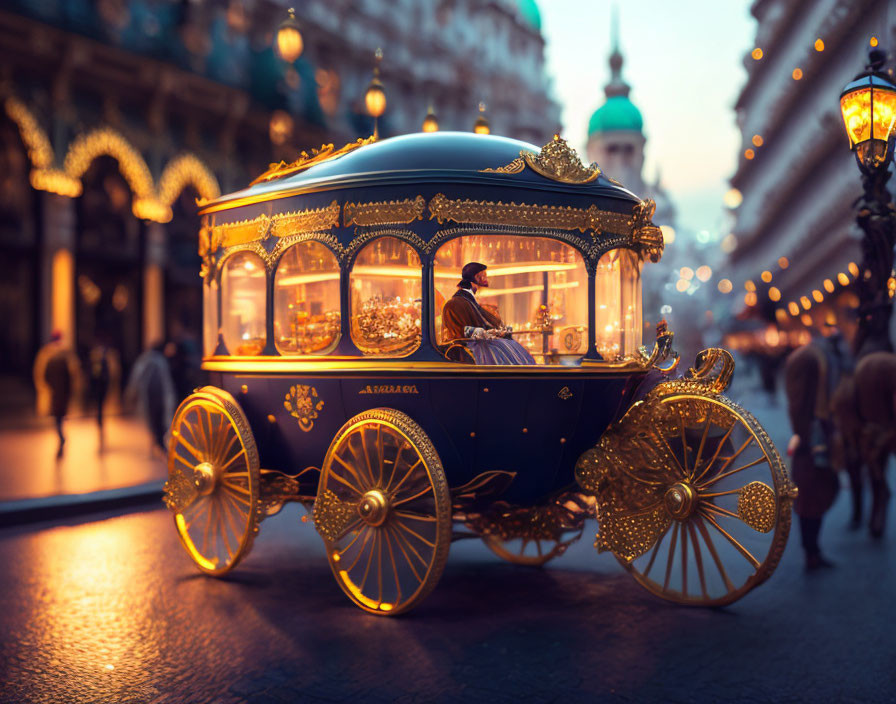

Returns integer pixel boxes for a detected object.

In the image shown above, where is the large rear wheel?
[578,390,795,606]
[313,409,451,615]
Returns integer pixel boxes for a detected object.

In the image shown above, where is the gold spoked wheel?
[164,387,260,577]
[314,409,451,616]
[483,535,573,567]
[578,392,794,607]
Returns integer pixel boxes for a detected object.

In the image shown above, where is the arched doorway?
[75,155,143,378]
[0,113,40,395]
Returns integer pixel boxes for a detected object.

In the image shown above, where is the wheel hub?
[192,462,217,496]
[358,490,390,527]
[664,482,697,520]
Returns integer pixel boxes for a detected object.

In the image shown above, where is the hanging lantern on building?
[473,102,490,135]
[365,48,386,138]
[839,48,896,169]
[276,8,304,63]
[422,105,439,132]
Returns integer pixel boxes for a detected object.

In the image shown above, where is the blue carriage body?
[198,131,663,506]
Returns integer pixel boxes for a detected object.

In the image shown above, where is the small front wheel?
[314,409,451,616]
[164,387,261,576]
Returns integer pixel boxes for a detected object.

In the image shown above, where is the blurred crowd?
[34,333,201,458]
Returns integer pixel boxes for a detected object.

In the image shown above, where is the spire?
[605,5,630,99]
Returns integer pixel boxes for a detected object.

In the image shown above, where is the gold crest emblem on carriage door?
[284,385,325,432]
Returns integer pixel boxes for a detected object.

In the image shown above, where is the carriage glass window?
[350,237,422,356]
[221,252,266,355]
[434,235,589,363]
[203,278,218,357]
[274,241,341,355]
[594,248,642,359]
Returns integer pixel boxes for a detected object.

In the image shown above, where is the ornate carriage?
[164,132,797,615]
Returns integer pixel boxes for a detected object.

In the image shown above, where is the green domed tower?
[585,14,646,194]
[516,0,542,31]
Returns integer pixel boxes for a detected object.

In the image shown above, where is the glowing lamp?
[473,102,490,135]
[276,8,303,63]
[839,48,896,169]
[422,105,439,133]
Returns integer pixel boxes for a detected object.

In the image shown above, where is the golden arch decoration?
[3,97,81,197]
[63,127,168,221]
[159,153,221,210]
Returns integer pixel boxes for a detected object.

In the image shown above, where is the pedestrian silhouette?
[42,332,73,459]
[126,343,176,457]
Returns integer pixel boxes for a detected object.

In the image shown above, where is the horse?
[851,351,896,537]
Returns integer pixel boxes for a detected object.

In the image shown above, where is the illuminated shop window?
[274,241,341,355]
[434,235,589,363]
[221,252,266,355]
[350,237,421,356]
[203,278,219,357]
[595,248,642,359]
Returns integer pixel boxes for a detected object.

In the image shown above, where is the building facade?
[728,0,896,336]
[0,0,560,407]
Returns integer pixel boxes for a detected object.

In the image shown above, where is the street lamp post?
[365,48,386,139]
[839,47,896,356]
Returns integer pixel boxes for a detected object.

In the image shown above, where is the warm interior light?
[812,289,824,303]
[840,74,896,160]
[788,301,800,316]
[276,9,304,63]
[870,37,878,47]
[761,270,772,283]
[276,272,341,287]
[769,286,781,301]
[848,261,860,277]
[800,296,812,310]
[838,272,850,286]
[434,261,579,278]
[752,48,763,60]
[823,278,835,293]
[815,38,825,52]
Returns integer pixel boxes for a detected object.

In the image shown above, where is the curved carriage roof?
[200,132,641,214]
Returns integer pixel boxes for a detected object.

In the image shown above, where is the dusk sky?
[540,1,756,234]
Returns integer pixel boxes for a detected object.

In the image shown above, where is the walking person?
[42,332,73,459]
[784,326,850,570]
[126,343,176,456]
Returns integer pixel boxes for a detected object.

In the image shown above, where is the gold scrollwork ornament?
[284,384,324,432]
[575,357,796,606]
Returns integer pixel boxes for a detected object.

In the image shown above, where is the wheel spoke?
[700,436,753,485]
[337,522,368,556]
[389,524,429,573]
[388,525,423,583]
[663,522,679,592]
[219,448,247,472]
[699,455,769,489]
[699,510,760,570]
[690,417,712,482]
[693,423,735,484]
[383,529,402,604]
[215,431,238,471]
[694,516,735,592]
[701,502,744,522]
[392,482,432,507]
[395,520,436,549]
[358,529,378,595]
[679,410,689,476]
[359,427,376,488]
[657,431,687,480]
[642,525,667,578]
[332,453,367,493]
[177,434,206,463]
[680,520,688,597]
[389,458,423,497]
[343,527,374,573]
[687,521,709,599]
[326,466,365,496]
[393,510,437,522]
